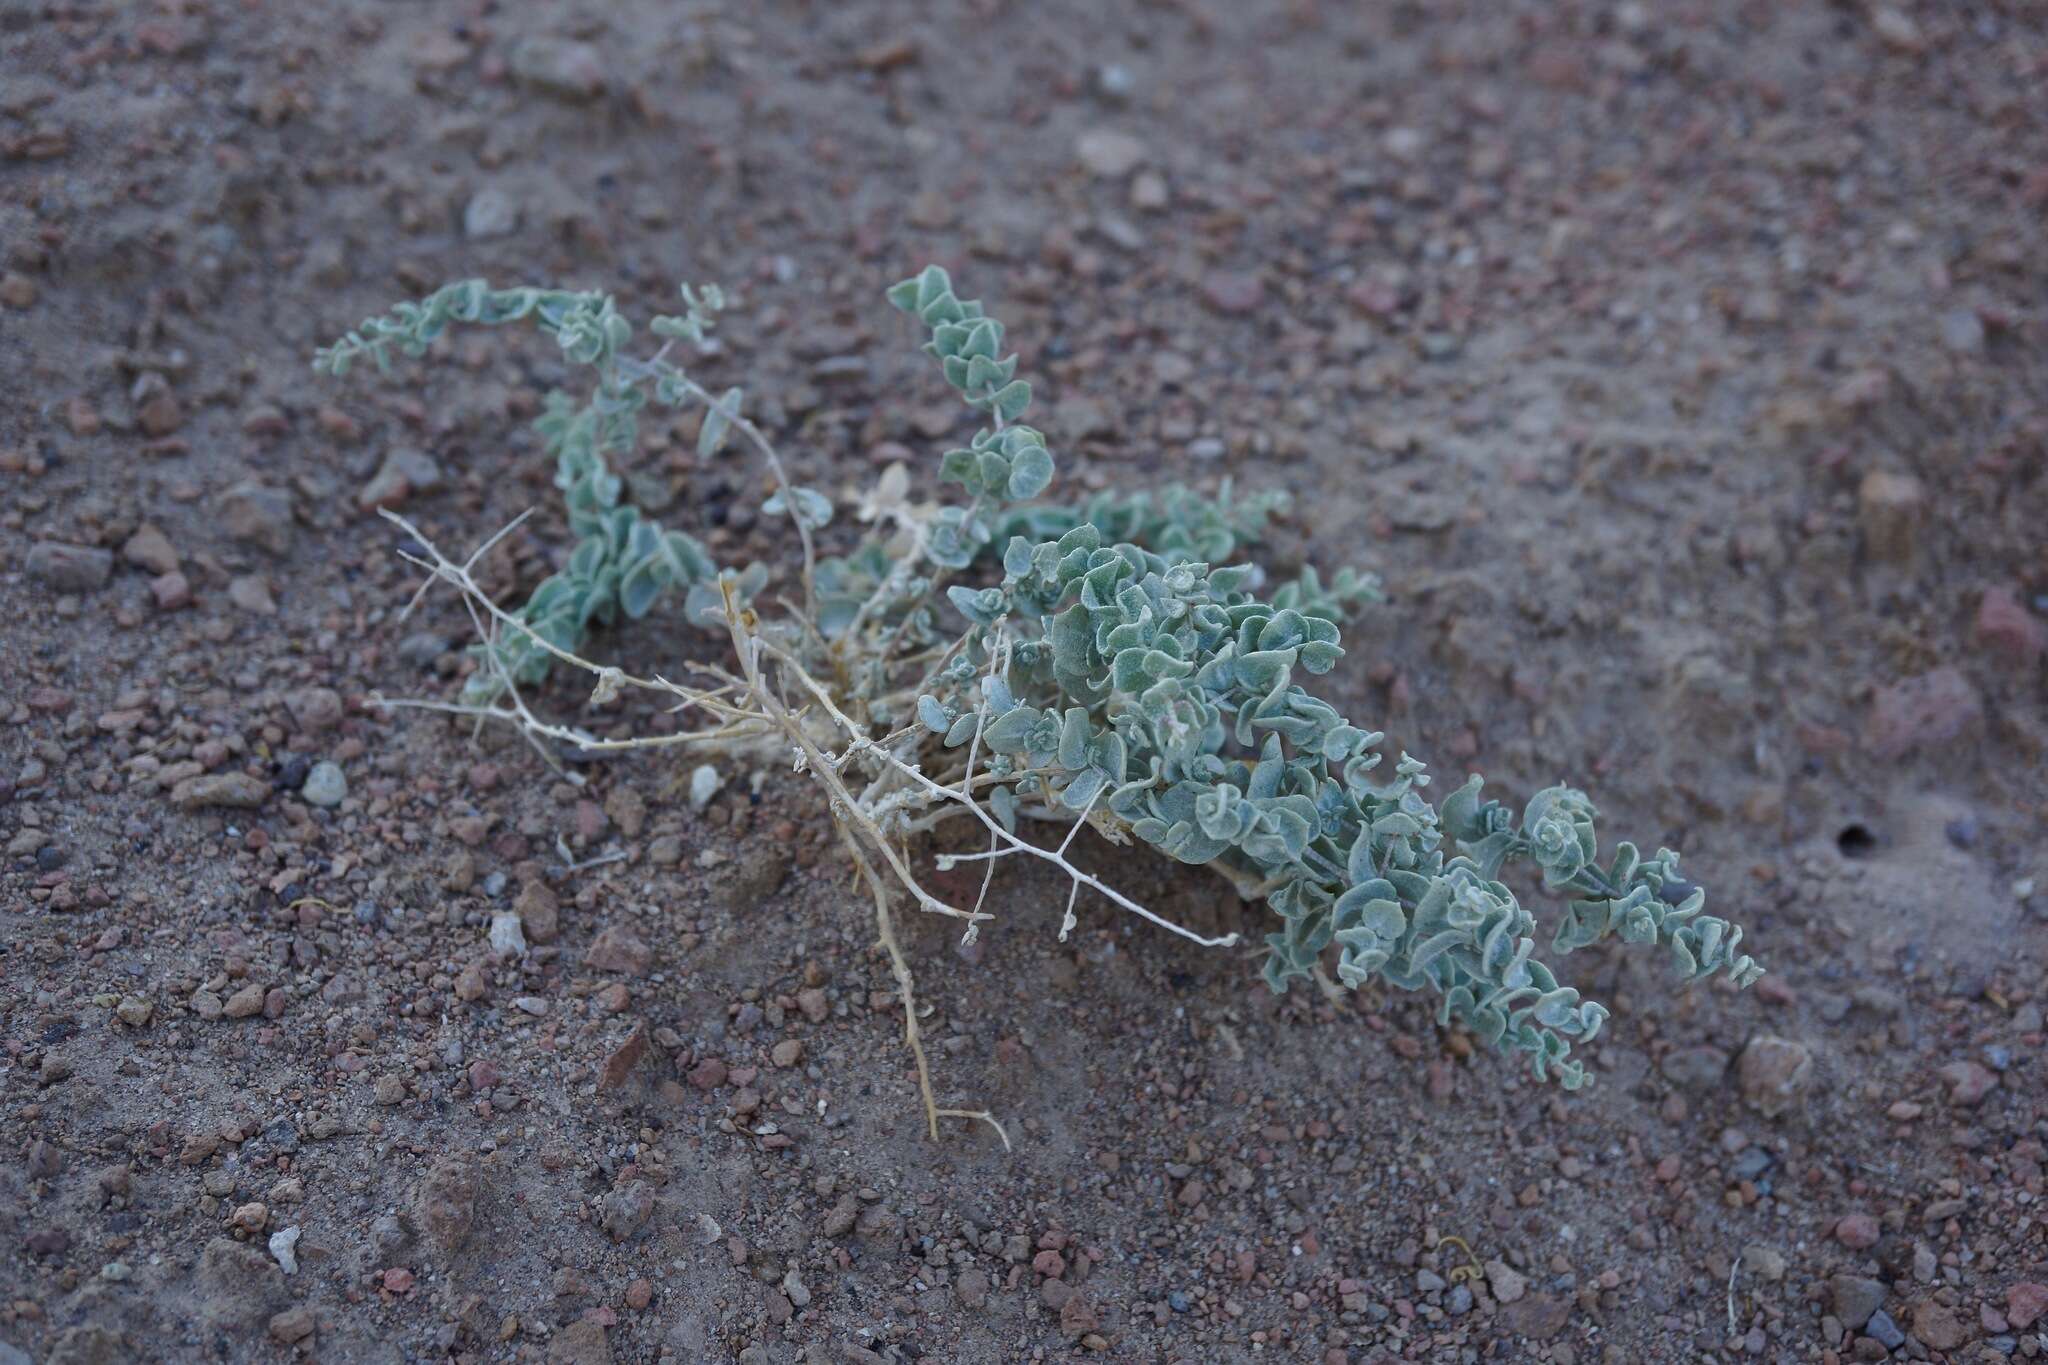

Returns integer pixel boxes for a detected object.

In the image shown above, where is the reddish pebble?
[382,1268,415,1293]
[150,572,192,610]
[625,1278,653,1310]
[1834,1213,1880,1249]
[686,1059,728,1090]
[1032,1249,1066,1279]
[1975,585,2046,665]
[2008,1282,2048,1330]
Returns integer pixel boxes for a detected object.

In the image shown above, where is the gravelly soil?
[3,2,2046,1363]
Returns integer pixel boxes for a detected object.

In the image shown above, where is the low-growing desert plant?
[318,267,1762,1140]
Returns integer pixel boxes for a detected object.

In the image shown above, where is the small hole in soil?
[1836,824,1879,859]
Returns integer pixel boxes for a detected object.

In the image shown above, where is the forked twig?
[842,825,1011,1150]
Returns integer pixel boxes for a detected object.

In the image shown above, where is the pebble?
[489,912,527,957]
[1740,1246,1786,1282]
[1828,1274,1886,1329]
[1092,63,1134,103]
[1869,6,1923,52]
[1201,271,1264,316]
[584,926,651,975]
[1834,1213,1881,1250]
[227,575,278,615]
[300,761,347,808]
[268,1306,315,1344]
[357,446,445,511]
[598,1025,648,1090]
[151,572,193,610]
[1660,1044,1730,1091]
[397,630,449,668]
[1075,128,1146,178]
[546,1320,610,1365]
[463,189,520,240]
[171,771,270,810]
[122,524,180,575]
[516,880,560,944]
[1856,470,1924,563]
[604,786,646,836]
[288,686,343,732]
[224,982,266,1019]
[1938,308,1984,355]
[1916,1301,1966,1358]
[1131,169,1169,212]
[454,962,489,1000]
[1937,1059,1996,1106]
[1381,125,1427,162]
[1864,668,1982,758]
[370,1213,410,1260]
[268,1225,301,1274]
[215,481,295,556]
[509,38,606,101]
[132,374,183,435]
[415,1159,478,1252]
[600,1182,654,1242]
[2006,1283,2048,1330]
[1865,1308,1905,1350]
[512,995,549,1016]
[26,542,113,593]
[821,1194,858,1238]
[1736,1035,1813,1118]
[1974,585,2046,665]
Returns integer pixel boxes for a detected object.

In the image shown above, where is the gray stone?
[600,1181,655,1243]
[300,761,347,809]
[216,481,294,555]
[510,38,605,101]
[358,446,444,511]
[1939,308,1984,355]
[26,542,112,592]
[1741,1245,1786,1282]
[1827,1274,1886,1330]
[1075,128,1146,177]
[227,575,277,615]
[1660,1045,1731,1091]
[463,188,519,239]
[1865,1308,1904,1350]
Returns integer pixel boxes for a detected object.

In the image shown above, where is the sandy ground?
[3,2,2046,1362]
